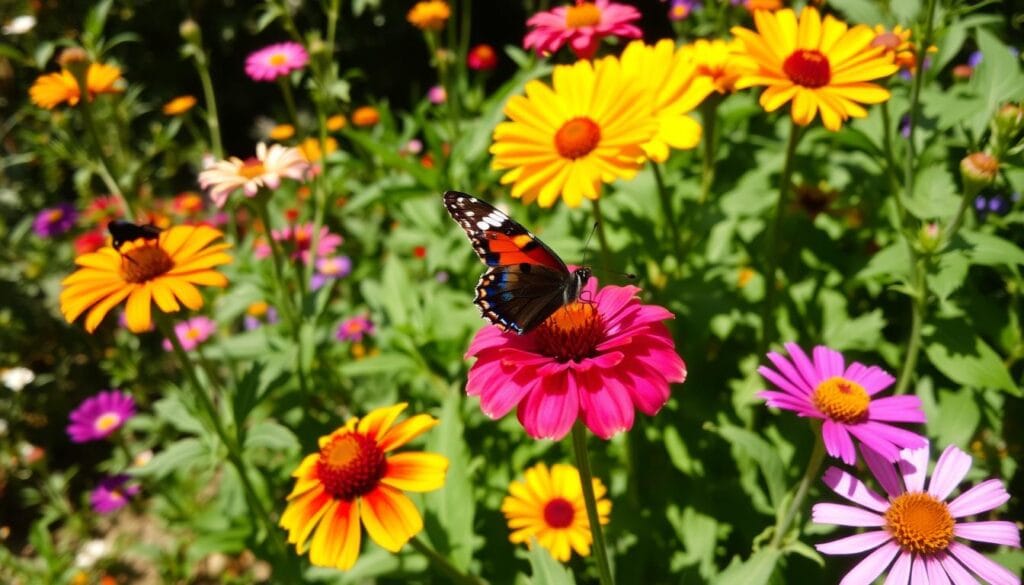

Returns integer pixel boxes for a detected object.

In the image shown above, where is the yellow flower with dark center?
[162,95,197,116]
[29,63,123,109]
[680,38,745,94]
[490,56,659,207]
[280,403,448,569]
[731,7,899,131]
[60,225,231,333]
[407,0,450,31]
[501,462,611,562]
[619,39,714,163]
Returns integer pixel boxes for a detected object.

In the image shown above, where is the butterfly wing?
[444,191,572,334]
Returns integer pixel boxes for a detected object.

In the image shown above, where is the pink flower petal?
[925,557,952,585]
[898,443,932,492]
[850,365,896,395]
[783,342,822,390]
[948,541,1021,585]
[948,479,1011,517]
[813,345,845,379]
[838,541,901,585]
[936,551,981,585]
[928,445,973,501]
[758,365,812,400]
[954,521,1022,548]
[578,370,635,439]
[758,391,819,416]
[815,530,891,555]
[812,503,885,527]
[911,555,928,585]
[822,467,889,512]
[517,371,579,440]
[823,419,858,465]
[868,395,927,423]
[883,552,913,585]
[864,445,905,498]
[766,351,815,396]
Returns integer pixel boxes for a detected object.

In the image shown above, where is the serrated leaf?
[134,438,208,479]
[927,250,969,302]
[856,242,911,282]
[959,230,1024,267]
[905,166,960,220]
[716,425,787,509]
[425,392,475,569]
[528,539,577,585]
[930,388,981,448]
[152,395,205,435]
[243,420,300,453]
[717,548,781,585]
[924,319,1020,395]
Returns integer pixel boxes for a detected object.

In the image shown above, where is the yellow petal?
[356,403,408,441]
[360,486,422,553]
[83,286,132,332]
[381,452,449,492]
[125,284,154,333]
[378,414,440,452]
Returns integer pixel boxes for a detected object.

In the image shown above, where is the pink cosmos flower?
[336,315,374,342]
[198,143,307,208]
[254,222,342,265]
[523,0,642,60]
[758,343,926,465]
[162,316,216,351]
[67,390,135,443]
[465,280,686,440]
[813,442,1021,585]
[245,42,309,82]
[90,474,140,514]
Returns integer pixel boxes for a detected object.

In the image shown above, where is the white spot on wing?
[476,220,490,230]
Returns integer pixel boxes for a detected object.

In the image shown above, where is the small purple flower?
[336,315,374,343]
[90,475,140,514]
[33,202,77,237]
[310,255,352,291]
[669,0,700,20]
[899,114,911,139]
[67,390,136,443]
[967,50,983,68]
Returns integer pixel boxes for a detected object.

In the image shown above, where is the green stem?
[759,122,803,353]
[278,77,300,127]
[408,536,486,585]
[769,424,825,549]
[698,97,720,205]
[571,424,614,585]
[591,197,612,275]
[652,163,681,255]
[191,42,224,159]
[942,183,981,248]
[70,67,131,219]
[894,287,926,395]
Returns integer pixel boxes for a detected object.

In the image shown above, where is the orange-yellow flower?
[351,106,381,127]
[269,123,296,141]
[60,225,231,333]
[162,95,197,116]
[870,24,932,72]
[407,0,450,31]
[298,137,339,162]
[731,7,899,131]
[29,63,123,109]
[680,38,745,94]
[326,114,347,132]
[280,404,448,570]
[501,462,611,562]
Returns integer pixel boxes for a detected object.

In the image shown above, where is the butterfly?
[443,191,591,335]
[108,220,161,253]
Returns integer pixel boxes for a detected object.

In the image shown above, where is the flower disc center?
[543,497,576,528]
[47,209,65,222]
[554,117,602,160]
[884,492,955,555]
[783,49,831,88]
[535,301,604,363]
[94,412,122,433]
[316,432,387,501]
[120,244,174,284]
[812,376,869,423]
[239,158,266,180]
[268,53,288,67]
[565,3,602,28]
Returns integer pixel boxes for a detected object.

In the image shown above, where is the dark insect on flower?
[108,220,161,252]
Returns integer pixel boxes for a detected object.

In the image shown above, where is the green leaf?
[717,548,781,585]
[959,230,1024,267]
[668,507,720,579]
[337,353,419,377]
[425,393,475,570]
[716,425,787,509]
[924,319,1020,395]
[134,438,208,479]
[528,539,577,585]
[243,420,300,453]
[929,387,981,448]
[663,426,703,477]
[906,165,960,221]
[890,0,921,24]
[968,29,1024,137]
[827,0,884,25]
[152,395,204,435]
[856,242,911,282]
[927,250,969,302]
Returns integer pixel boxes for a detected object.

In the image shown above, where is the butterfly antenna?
[580,222,598,268]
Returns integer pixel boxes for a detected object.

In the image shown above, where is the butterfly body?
[444,191,591,335]
[108,220,161,251]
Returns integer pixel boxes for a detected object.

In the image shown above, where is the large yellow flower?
[501,462,611,562]
[29,63,123,109]
[280,404,448,570]
[680,38,745,94]
[731,7,899,131]
[491,57,658,208]
[60,225,231,333]
[619,39,714,163]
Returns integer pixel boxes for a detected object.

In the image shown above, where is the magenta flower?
[67,389,135,443]
[465,280,686,440]
[813,442,1021,585]
[336,315,374,342]
[33,202,77,237]
[758,343,926,464]
[161,316,216,352]
[254,222,342,265]
[244,42,309,82]
[523,0,642,60]
[90,474,140,514]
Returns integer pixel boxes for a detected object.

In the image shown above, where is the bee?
[108,220,161,252]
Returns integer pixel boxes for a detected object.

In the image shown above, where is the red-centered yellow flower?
[501,463,611,562]
[619,39,714,163]
[680,38,745,94]
[60,225,231,333]
[731,7,899,131]
[162,95,197,116]
[29,63,123,109]
[280,404,448,570]
[490,57,659,208]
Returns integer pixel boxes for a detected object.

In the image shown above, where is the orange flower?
[162,95,197,116]
[326,114,347,131]
[298,137,339,162]
[407,0,450,31]
[280,404,448,569]
[29,63,123,109]
[269,123,296,140]
[351,106,381,127]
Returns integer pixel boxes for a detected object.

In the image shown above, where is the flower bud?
[960,152,998,190]
[917,222,941,253]
[179,19,201,44]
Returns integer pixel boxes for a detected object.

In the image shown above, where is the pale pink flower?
[524,0,642,60]
[465,280,686,440]
[254,222,342,265]
[198,143,307,208]
[245,42,309,82]
[813,442,1021,585]
[162,316,216,351]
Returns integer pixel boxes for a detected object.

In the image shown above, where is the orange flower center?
[268,53,288,66]
[812,376,870,423]
[94,412,122,432]
[47,209,65,222]
[185,327,202,340]
[316,432,387,500]
[871,32,902,51]
[535,301,604,363]
[543,497,576,528]
[565,2,602,28]
[783,49,831,88]
[884,492,955,555]
[239,158,266,180]
[554,117,601,160]
[120,244,174,284]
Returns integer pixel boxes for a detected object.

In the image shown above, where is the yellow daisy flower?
[280,403,448,570]
[680,38,745,94]
[162,95,197,116]
[501,462,611,562]
[619,39,714,163]
[29,63,123,110]
[731,7,899,131]
[490,57,659,208]
[60,225,231,333]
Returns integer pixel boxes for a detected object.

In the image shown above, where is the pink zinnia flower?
[254,222,342,265]
[162,316,216,351]
[67,390,135,443]
[245,42,309,82]
[198,143,308,208]
[465,280,686,440]
[90,474,140,514]
[523,0,642,60]
[336,315,374,342]
[758,343,926,464]
[813,442,1021,585]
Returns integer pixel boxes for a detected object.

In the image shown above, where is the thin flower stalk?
[571,424,614,585]
[770,425,826,548]
[408,536,486,585]
[182,21,224,158]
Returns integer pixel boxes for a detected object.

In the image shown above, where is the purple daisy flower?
[813,442,1021,585]
[90,474,140,514]
[310,255,352,291]
[245,42,309,82]
[758,343,927,464]
[336,315,374,343]
[67,390,136,443]
[33,202,77,237]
